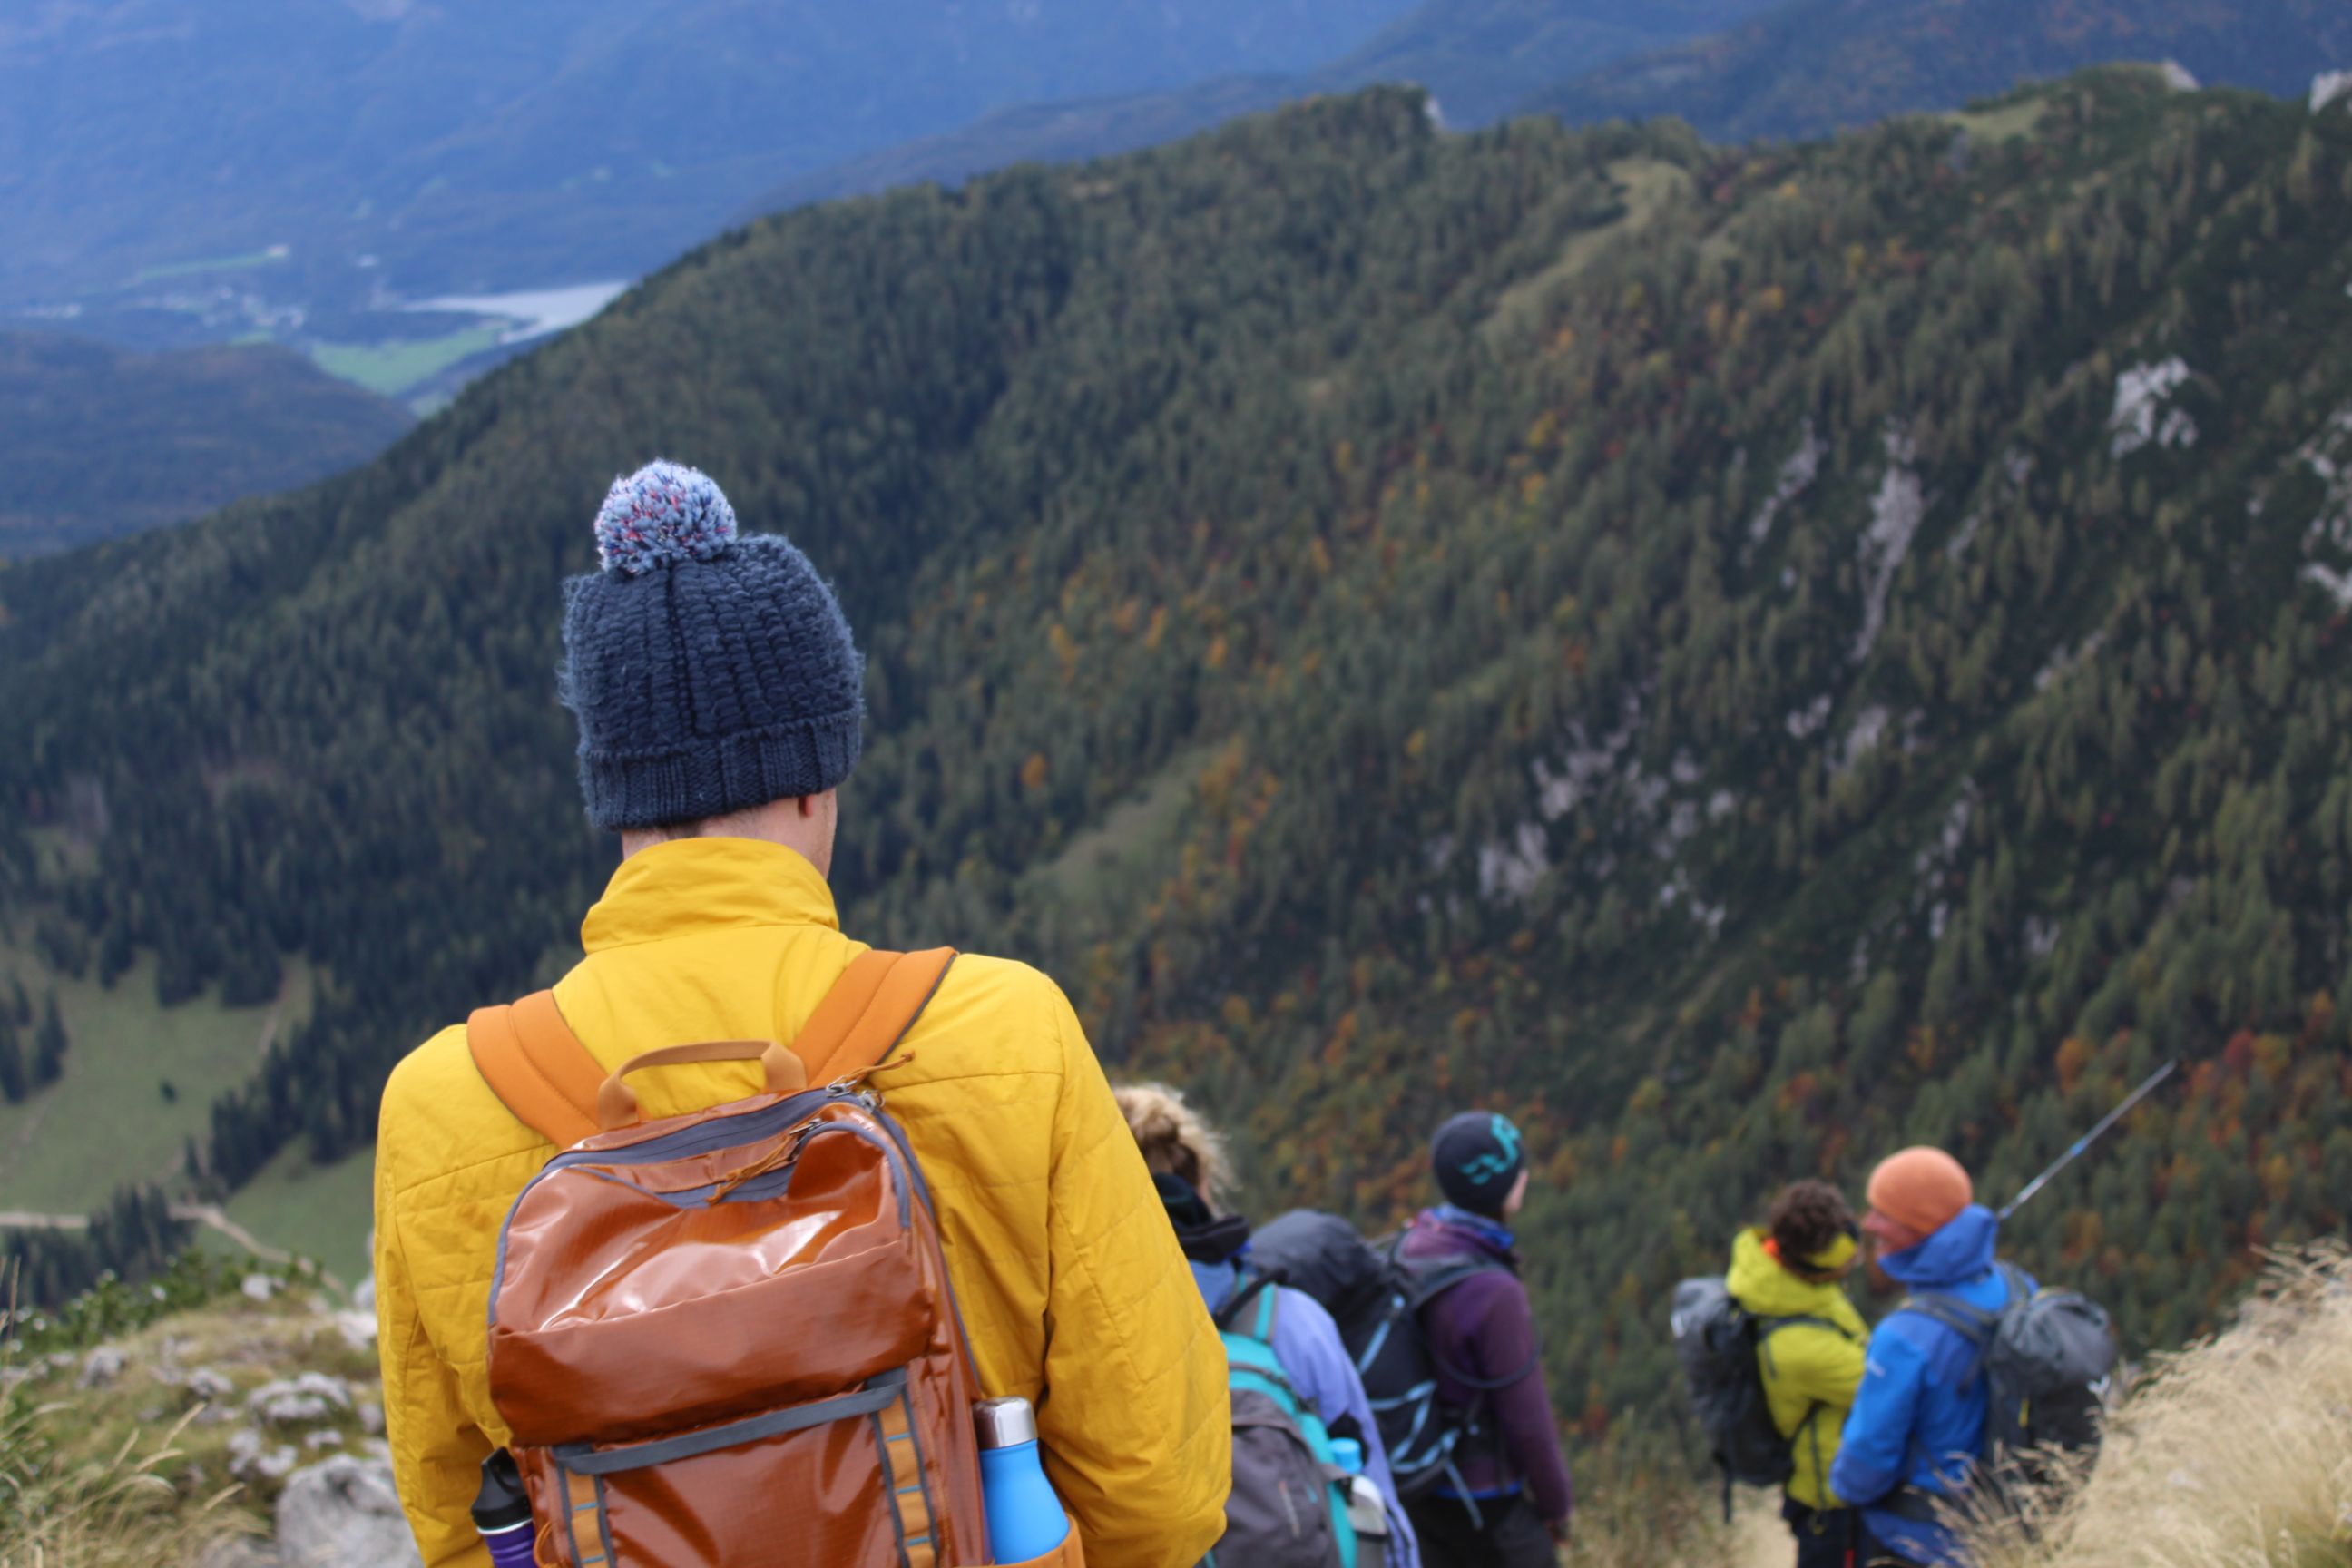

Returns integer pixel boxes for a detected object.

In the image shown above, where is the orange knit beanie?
[1866,1147,1973,1237]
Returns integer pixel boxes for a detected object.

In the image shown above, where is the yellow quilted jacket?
[373,837,1230,1567]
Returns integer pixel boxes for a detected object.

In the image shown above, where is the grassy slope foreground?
[1963,1247,2352,1568]
[0,332,411,558]
[5,76,2352,1456]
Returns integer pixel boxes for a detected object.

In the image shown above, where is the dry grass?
[1558,1448,1788,1568]
[1961,1245,2352,1568]
[0,1401,254,1568]
[0,1286,374,1567]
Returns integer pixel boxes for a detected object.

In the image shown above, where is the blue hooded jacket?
[1828,1206,2033,1566]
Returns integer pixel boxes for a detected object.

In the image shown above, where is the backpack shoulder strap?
[788,947,959,1083]
[1216,1270,1282,1338]
[1898,1290,1998,1348]
[1755,1313,1849,1341]
[467,991,605,1149]
[1402,1252,1504,1309]
[467,947,958,1146]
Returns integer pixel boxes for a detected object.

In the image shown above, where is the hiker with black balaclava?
[1117,1082,1419,1568]
[1397,1112,1573,1567]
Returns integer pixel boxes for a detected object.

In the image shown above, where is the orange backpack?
[467,947,1080,1568]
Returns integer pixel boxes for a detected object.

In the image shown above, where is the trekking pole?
[1998,1060,2177,1221]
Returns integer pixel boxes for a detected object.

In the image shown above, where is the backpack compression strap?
[467,947,959,1147]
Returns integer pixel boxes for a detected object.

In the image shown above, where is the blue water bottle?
[1329,1436,1365,1474]
[974,1396,1068,1562]
[472,1450,538,1568]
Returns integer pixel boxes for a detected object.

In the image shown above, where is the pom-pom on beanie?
[1432,1110,1527,1218]
[560,460,863,832]
[1866,1146,1974,1240]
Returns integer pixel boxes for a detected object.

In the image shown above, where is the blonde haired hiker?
[1116,1082,1421,1568]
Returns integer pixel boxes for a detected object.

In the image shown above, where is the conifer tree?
[32,990,67,1087]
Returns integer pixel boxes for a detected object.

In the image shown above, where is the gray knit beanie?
[559,460,862,832]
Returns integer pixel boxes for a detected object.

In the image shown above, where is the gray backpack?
[1671,1276,1843,1517]
[1901,1261,2116,1503]
[1203,1275,1389,1568]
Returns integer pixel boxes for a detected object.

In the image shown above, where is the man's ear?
[797,794,818,818]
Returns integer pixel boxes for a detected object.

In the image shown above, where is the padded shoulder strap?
[1404,1256,1503,1309]
[467,991,605,1149]
[1215,1271,1282,1338]
[1899,1290,1998,1348]
[1755,1313,1851,1343]
[788,947,959,1084]
[468,947,956,1147]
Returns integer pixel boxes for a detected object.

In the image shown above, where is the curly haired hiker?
[1727,1181,1869,1568]
[1116,1082,1422,1568]
[372,461,1228,1567]
[1831,1148,2034,1568]
[1398,1111,1573,1568]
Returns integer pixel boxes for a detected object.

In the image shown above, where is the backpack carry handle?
[470,949,960,1148]
[596,1040,808,1129]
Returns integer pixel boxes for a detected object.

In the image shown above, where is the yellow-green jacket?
[1724,1227,1868,1510]
[374,837,1230,1567]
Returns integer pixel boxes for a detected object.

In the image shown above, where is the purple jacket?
[1398,1208,1574,1524]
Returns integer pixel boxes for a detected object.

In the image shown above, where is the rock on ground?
[275,1456,423,1568]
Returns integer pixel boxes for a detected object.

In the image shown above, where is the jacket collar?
[1725,1228,1864,1324]
[1879,1203,2000,1289]
[1418,1204,1518,1261]
[582,838,840,952]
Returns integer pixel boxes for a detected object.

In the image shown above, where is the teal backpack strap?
[1251,1278,1279,1344]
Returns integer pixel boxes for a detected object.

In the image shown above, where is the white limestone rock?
[275,1456,424,1568]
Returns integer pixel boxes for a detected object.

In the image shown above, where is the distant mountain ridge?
[765,0,1780,211]
[1524,0,2352,142]
[0,331,410,558]
[0,0,1414,310]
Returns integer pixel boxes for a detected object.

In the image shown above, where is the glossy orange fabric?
[494,1094,985,1563]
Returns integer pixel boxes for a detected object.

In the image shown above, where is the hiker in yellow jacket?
[1726,1180,1870,1568]
[373,462,1229,1567]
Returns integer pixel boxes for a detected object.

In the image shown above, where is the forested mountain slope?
[0,332,410,557]
[1528,0,2352,145]
[7,76,2352,1438]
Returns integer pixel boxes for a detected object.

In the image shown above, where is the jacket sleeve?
[1470,1276,1574,1524]
[1829,1323,1926,1508]
[1034,982,1230,1566]
[374,1113,495,1568]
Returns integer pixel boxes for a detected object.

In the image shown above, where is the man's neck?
[619,798,832,872]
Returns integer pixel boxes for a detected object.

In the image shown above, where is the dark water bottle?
[974,1396,1068,1561]
[473,1449,538,1568]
